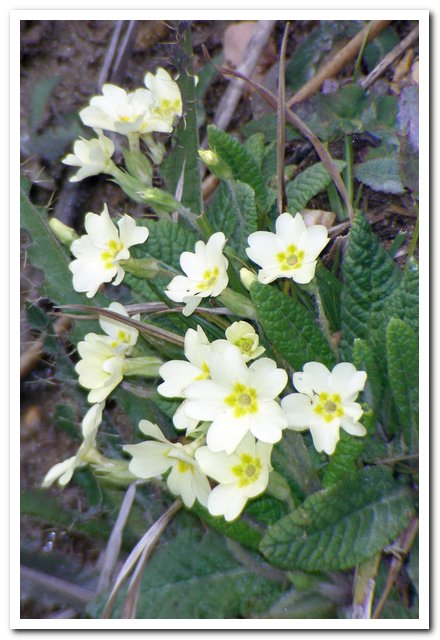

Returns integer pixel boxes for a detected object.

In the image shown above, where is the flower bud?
[123,148,153,186]
[49,218,79,247]
[124,356,163,378]
[239,268,257,291]
[198,149,233,180]
[217,288,257,320]
[119,257,160,279]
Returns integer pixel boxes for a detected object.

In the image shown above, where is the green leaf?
[244,132,266,169]
[260,466,414,571]
[29,75,61,132]
[314,262,343,332]
[286,160,346,213]
[354,157,405,195]
[363,26,400,71]
[90,527,284,619]
[207,180,257,260]
[160,26,202,214]
[207,125,267,210]
[352,339,384,417]
[386,318,419,453]
[322,410,374,489]
[252,588,336,619]
[340,211,402,357]
[271,431,321,500]
[20,186,107,339]
[191,503,262,551]
[133,217,199,271]
[250,281,335,371]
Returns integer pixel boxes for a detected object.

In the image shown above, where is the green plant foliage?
[340,211,402,357]
[244,132,266,169]
[354,157,405,194]
[20,184,106,339]
[207,180,257,260]
[252,588,336,619]
[271,431,321,500]
[134,217,199,271]
[90,527,285,619]
[191,503,263,551]
[160,27,202,214]
[250,281,335,371]
[386,318,419,453]
[363,26,400,71]
[29,75,61,132]
[314,263,343,332]
[286,160,346,213]
[207,125,267,210]
[260,466,414,571]
[322,410,374,488]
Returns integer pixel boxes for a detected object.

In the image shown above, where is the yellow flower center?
[225,383,258,418]
[101,239,124,269]
[197,267,219,291]
[236,337,253,354]
[277,244,305,272]
[231,453,262,487]
[314,392,344,423]
[194,362,210,381]
[110,329,132,350]
[177,460,191,473]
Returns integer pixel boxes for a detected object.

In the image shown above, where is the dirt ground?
[19,19,418,619]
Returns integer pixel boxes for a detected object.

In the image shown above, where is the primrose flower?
[165,232,229,316]
[246,212,329,285]
[281,362,367,455]
[225,321,265,362]
[195,433,272,521]
[184,341,288,454]
[144,68,182,128]
[158,326,212,433]
[99,301,139,356]
[123,421,211,508]
[75,333,126,403]
[80,84,173,136]
[42,403,104,487]
[62,132,115,182]
[69,204,149,298]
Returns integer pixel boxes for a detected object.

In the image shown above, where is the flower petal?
[341,416,367,437]
[281,392,314,429]
[309,423,341,455]
[207,484,247,521]
[123,441,173,478]
[293,362,330,395]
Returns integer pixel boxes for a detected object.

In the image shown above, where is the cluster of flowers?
[45,191,367,520]
[62,68,182,182]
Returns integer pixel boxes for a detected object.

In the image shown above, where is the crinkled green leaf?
[89,527,284,618]
[363,26,399,71]
[260,466,414,571]
[244,132,266,169]
[207,180,257,260]
[322,410,374,489]
[250,281,335,371]
[355,157,405,195]
[352,338,384,416]
[286,160,346,213]
[340,211,402,357]
[386,318,419,453]
[314,262,343,332]
[207,125,267,210]
[133,217,199,271]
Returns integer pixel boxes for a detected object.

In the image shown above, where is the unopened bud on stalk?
[198,149,233,180]
[239,268,258,291]
[119,257,160,279]
[137,187,179,213]
[217,288,257,320]
[49,218,79,247]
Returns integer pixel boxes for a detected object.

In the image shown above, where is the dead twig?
[287,20,392,107]
[276,22,289,215]
[360,25,420,89]
[215,63,354,221]
[372,517,419,619]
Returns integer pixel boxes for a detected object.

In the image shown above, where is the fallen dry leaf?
[301,209,336,229]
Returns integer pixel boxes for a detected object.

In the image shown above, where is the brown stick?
[372,517,419,619]
[287,20,392,107]
[277,22,289,215]
[361,25,420,89]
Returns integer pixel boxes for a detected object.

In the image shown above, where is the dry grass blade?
[372,518,419,619]
[58,305,185,346]
[352,554,381,619]
[102,500,181,619]
[216,64,354,221]
[97,483,137,595]
[361,25,420,89]
[276,22,289,215]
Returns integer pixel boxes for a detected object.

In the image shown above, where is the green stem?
[127,132,140,154]
[124,356,163,378]
[344,134,354,215]
[352,21,373,83]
